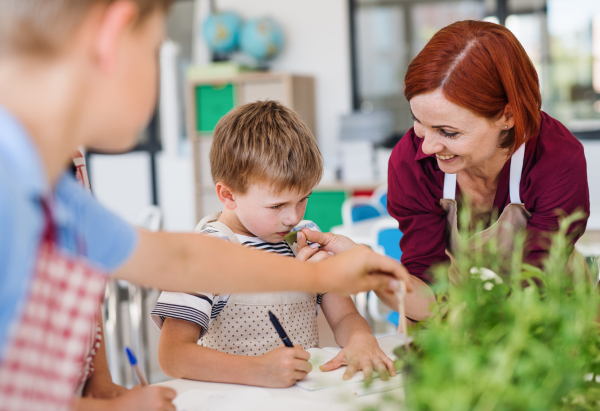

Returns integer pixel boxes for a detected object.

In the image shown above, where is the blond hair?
[210,101,323,195]
[0,0,172,56]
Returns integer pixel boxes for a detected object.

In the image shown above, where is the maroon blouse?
[388,112,590,284]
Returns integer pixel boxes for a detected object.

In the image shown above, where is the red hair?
[404,20,541,153]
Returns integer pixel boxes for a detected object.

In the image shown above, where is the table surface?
[155,335,406,411]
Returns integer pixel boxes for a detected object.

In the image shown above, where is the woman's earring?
[504,125,508,129]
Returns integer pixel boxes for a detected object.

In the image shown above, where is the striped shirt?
[150,220,322,339]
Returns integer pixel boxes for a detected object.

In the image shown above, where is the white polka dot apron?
[0,200,107,411]
[199,217,319,355]
[440,144,588,284]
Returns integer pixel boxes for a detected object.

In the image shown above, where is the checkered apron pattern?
[71,150,104,396]
[0,201,107,411]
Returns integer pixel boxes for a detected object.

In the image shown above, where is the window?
[352,0,600,138]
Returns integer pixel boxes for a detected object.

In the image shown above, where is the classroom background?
[85,0,600,386]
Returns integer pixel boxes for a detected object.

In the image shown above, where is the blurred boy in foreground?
[0,1,411,410]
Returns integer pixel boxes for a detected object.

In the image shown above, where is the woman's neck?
[460,146,511,185]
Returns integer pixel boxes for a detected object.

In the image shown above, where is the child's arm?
[158,318,312,388]
[75,386,176,411]
[82,311,127,399]
[113,230,409,295]
[320,294,396,382]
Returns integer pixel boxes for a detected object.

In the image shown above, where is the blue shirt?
[0,106,139,359]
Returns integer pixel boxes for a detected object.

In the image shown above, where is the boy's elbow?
[158,347,187,379]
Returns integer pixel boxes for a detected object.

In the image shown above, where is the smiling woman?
[379,20,590,321]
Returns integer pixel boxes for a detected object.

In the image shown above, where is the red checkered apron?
[0,201,107,411]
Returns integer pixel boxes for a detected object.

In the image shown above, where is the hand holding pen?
[108,347,176,411]
[250,310,312,388]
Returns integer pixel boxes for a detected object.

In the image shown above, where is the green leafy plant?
[380,210,600,410]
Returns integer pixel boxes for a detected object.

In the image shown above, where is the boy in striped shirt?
[151,101,395,388]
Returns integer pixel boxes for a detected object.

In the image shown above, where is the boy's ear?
[93,1,138,72]
[215,182,237,210]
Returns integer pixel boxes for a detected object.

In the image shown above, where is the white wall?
[194,0,353,168]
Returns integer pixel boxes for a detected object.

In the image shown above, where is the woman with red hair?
[376,20,590,319]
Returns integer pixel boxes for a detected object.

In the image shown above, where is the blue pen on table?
[125,346,149,386]
[268,310,294,347]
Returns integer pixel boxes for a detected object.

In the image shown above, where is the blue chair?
[367,219,403,330]
[377,226,402,261]
[371,184,388,214]
[341,197,382,226]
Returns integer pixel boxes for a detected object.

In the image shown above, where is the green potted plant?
[374,211,600,410]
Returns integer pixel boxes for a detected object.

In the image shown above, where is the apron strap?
[509,143,525,204]
[207,221,242,245]
[195,211,242,245]
[40,198,56,244]
[443,172,457,200]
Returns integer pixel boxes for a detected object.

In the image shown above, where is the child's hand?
[108,385,176,411]
[319,333,396,382]
[296,231,332,262]
[255,344,313,387]
[298,229,357,255]
[83,379,128,399]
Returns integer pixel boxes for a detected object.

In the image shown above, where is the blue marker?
[125,346,149,386]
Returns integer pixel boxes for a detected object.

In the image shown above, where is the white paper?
[297,348,381,391]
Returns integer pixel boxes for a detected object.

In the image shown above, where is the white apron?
[440,144,587,284]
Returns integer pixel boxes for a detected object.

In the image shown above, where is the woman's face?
[410,89,513,174]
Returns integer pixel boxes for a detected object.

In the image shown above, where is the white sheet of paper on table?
[173,388,271,411]
[296,343,404,391]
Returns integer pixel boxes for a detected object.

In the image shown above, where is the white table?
[155,335,406,411]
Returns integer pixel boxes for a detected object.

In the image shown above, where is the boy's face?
[85,8,165,152]
[232,184,312,243]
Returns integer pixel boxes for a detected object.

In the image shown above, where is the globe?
[240,18,284,62]
[203,12,242,54]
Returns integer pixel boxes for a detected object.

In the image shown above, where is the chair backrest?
[371,184,388,214]
[341,196,382,226]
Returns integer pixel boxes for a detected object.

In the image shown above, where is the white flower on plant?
[470,267,503,290]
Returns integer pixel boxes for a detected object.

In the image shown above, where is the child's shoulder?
[198,225,231,241]
[194,212,232,241]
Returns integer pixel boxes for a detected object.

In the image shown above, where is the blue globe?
[203,12,242,54]
[240,18,284,62]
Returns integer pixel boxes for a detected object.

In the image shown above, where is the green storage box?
[304,190,348,232]
[195,83,236,134]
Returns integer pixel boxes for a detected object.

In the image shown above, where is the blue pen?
[125,346,149,386]
[268,310,294,348]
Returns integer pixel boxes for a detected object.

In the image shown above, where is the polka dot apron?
[199,216,319,355]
